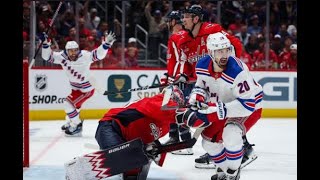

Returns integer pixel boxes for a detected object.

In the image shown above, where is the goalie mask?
[162,85,185,106]
[206,32,234,69]
[65,41,80,61]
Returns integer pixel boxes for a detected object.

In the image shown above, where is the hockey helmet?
[171,85,185,106]
[65,41,79,50]
[206,32,232,58]
[166,10,182,24]
[183,4,204,21]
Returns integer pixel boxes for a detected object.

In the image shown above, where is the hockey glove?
[103,31,116,47]
[188,88,209,110]
[145,141,167,167]
[173,73,188,83]
[40,32,51,46]
[176,108,211,129]
[160,73,169,85]
[197,101,227,120]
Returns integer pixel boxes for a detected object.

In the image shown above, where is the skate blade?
[195,163,216,169]
[240,154,258,169]
[171,150,193,155]
[64,132,83,137]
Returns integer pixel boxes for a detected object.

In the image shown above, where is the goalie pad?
[65,138,149,180]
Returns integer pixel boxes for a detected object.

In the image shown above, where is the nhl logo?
[35,74,47,92]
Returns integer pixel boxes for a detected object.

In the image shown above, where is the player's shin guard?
[179,125,191,141]
[223,124,244,170]
[164,123,179,145]
[171,125,193,155]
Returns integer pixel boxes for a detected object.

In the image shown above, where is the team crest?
[35,74,47,92]
[149,123,162,140]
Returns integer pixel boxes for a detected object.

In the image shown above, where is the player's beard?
[69,54,78,61]
[215,58,228,69]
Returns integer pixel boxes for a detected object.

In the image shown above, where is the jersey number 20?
[238,81,250,94]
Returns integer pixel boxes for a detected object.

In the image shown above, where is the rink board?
[28,69,297,120]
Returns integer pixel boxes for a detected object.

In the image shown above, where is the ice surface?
[23,118,297,180]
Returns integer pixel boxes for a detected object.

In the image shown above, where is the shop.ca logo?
[35,74,47,92]
[108,75,131,102]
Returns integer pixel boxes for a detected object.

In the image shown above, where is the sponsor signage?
[29,70,296,110]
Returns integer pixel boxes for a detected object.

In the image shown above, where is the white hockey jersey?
[195,55,263,118]
[41,44,109,92]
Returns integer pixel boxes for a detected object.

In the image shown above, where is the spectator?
[279,44,297,70]
[235,25,251,46]
[245,35,259,57]
[88,8,101,29]
[271,34,283,56]
[144,1,166,59]
[278,36,293,61]
[64,27,77,42]
[125,37,139,68]
[104,41,127,68]
[278,23,289,43]
[247,14,262,36]
[239,46,254,70]
[58,9,75,37]
[78,17,91,37]
[97,21,109,39]
[228,13,243,35]
[252,38,279,70]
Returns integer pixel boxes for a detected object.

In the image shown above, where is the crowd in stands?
[23,0,297,70]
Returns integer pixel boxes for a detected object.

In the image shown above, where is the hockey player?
[188,32,263,180]
[160,10,194,155]
[176,4,256,168]
[95,86,203,179]
[41,31,116,136]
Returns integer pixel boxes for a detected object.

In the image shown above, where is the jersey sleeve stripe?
[236,98,255,112]
[255,91,263,104]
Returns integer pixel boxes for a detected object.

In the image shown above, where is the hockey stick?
[148,127,204,155]
[100,80,196,96]
[84,127,204,154]
[29,1,63,69]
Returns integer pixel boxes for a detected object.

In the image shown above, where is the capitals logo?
[149,123,162,140]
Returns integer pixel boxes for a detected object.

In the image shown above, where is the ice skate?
[171,147,193,155]
[195,153,216,169]
[211,167,240,180]
[211,167,226,180]
[61,115,71,131]
[240,141,257,169]
[65,120,83,136]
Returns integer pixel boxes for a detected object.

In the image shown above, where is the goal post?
[23,59,29,167]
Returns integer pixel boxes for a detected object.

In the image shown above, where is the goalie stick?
[29,1,63,69]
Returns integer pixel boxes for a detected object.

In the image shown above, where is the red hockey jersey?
[177,22,243,80]
[100,94,177,144]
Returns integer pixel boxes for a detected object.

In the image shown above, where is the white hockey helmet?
[65,41,79,50]
[206,32,232,58]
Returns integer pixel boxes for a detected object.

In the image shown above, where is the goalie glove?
[103,31,116,47]
[145,140,167,167]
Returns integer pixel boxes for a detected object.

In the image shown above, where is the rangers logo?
[35,74,47,92]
